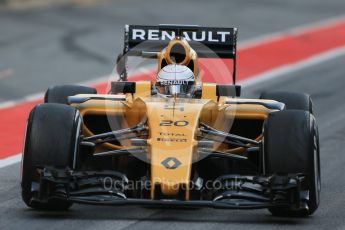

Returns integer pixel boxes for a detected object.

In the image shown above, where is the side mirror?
[216,85,241,97]
[111,81,136,94]
[116,53,127,80]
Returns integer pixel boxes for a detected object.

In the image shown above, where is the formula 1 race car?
[21,24,320,217]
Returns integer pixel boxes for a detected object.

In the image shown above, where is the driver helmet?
[155,64,195,96]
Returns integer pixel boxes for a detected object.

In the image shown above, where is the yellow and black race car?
[21,24,320,217]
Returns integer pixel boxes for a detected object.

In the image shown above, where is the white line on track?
[1,15,345,169]
[0,76,111,109]
[238,14,345,49]
[0,154,22,168]
[2,46,345,169]
[1,14,345,110]
[241,46,345,87]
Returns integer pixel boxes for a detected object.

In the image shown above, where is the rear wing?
[124,24,237,58]
[119,24,238,83]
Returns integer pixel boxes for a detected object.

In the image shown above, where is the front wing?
[30,167,308,210]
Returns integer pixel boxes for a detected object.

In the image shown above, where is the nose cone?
[144,98,212,199]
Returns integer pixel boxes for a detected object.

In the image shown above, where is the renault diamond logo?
[161,157,181,169]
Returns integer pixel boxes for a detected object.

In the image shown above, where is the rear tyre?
[44,85,97,104]
[260,91,313,114]
[264,110,320,217]
[21,104,82,210]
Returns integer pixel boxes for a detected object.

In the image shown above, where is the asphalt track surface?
[1,0,345,229]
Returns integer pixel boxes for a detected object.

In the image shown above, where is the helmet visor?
[156,84,194,95]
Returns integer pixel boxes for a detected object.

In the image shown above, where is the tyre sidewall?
[21,104,82,209]
[264,110,320,216]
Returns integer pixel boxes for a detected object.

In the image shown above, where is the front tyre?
[21,104,82,210]
[260,91,313,114]
[44,85,97,104]
[264,110,320,217]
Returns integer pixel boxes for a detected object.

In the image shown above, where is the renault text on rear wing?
[124,24,238,59]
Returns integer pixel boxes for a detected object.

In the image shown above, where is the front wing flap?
[30,167,307,210]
